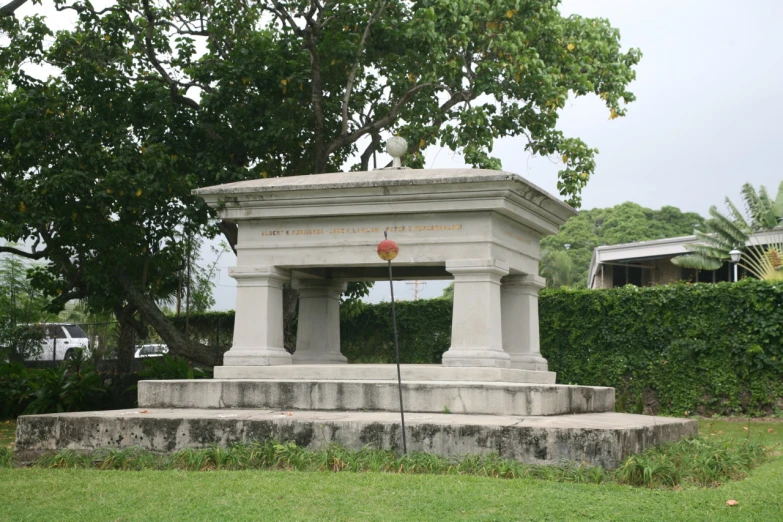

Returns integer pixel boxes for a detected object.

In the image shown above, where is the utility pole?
[405,280,426,300]
[185,237,191,335]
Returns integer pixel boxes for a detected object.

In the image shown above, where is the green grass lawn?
[0,419,781,521]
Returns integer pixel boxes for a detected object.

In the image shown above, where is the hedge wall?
[170,311,234,355]
[183,280,783,416]
[341,299,453,364]
[540,280,783,417]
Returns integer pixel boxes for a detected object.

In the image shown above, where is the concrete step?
[214,364,557,384]
[138,379,614,416]
[14,409,697,468]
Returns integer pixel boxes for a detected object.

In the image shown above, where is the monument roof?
[193,168,574,214]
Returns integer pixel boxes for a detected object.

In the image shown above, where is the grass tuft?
[0,447,13,468]
[616,436,770,488]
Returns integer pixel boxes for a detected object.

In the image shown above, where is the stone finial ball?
[377,239,399,261]
[386,136,408,158]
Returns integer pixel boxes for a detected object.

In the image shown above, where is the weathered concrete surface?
[214,364,557,384]
[15,409,697,468]
[137,380,614,416]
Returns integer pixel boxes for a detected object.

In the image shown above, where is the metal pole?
[386,242,407,454]
[734,262,738,283]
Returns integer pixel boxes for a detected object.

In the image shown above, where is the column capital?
[446,258,509,278]
[229,266,290,287]
[502,274,546,291]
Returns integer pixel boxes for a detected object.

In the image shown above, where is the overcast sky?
[10,0,783,307]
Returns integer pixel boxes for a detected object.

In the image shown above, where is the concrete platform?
[14,409,697,468]
[138,380,614,416]
[214,364,557,384]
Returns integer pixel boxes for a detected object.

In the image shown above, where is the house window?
[692,264,736,283]
[612,265,626,287]
[628,266,642,286]
[611,265,643,287]
[715,263,730,282]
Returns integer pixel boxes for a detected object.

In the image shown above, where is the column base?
[510,354,549,372]
[292,352,348,364]
[222,347,292,366]
[441,348,511,368]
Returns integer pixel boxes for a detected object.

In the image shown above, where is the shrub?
[23,356,108,415]
[540,280,783,416]
[341,299,452,364]
[137,354,212,381]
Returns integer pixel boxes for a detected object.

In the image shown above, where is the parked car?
[23,323,91,362]
[134,344,169,358]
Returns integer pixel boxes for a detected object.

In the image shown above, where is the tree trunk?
[116,272,222,367]
[115,315,136,374]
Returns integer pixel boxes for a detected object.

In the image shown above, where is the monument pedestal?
[221,267,291,366]
[292,280,347,364]
[441,260,511,368]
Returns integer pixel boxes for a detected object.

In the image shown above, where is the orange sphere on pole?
[377,239,399,261]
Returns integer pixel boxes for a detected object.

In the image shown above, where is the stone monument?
[15,142,697,467]
[197,137,561,377]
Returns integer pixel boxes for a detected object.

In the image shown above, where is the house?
[586,230,780,289]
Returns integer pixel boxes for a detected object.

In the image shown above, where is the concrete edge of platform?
[213,365,557,384]
[137,380,616,416]
[14,410,697,469]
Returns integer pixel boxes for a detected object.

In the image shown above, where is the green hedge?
[170,311,234,355]
[341,299,453,364]
[182,280,783,416]
[540,280,783,417]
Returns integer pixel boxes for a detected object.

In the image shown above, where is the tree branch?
[0,244,48,260]
[0,0,28,18]
[326,82,433,156]
[340,0,388,139]
[141,0,201,111]
[360,131,381,171]
[218,220,238,255]
[273,2,303,36]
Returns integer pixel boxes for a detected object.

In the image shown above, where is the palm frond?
[725,198,751,231]
[682,243,730,260]
[739,233,783,280]
[707,206,750,246]
[757,186,778,229]
[693,229,734,252]
[772,181,783,221]
[671,255,722,270]
[742,183,774,230]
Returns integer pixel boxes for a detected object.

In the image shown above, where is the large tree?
[541,202,704,287]
[0,0,641,365]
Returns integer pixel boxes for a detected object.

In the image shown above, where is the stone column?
[501,274,548,371]
[222,266,292,366]
[441,259,511,368]
[292,279,348,364]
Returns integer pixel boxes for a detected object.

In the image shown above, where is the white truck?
[24,323,91,362]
